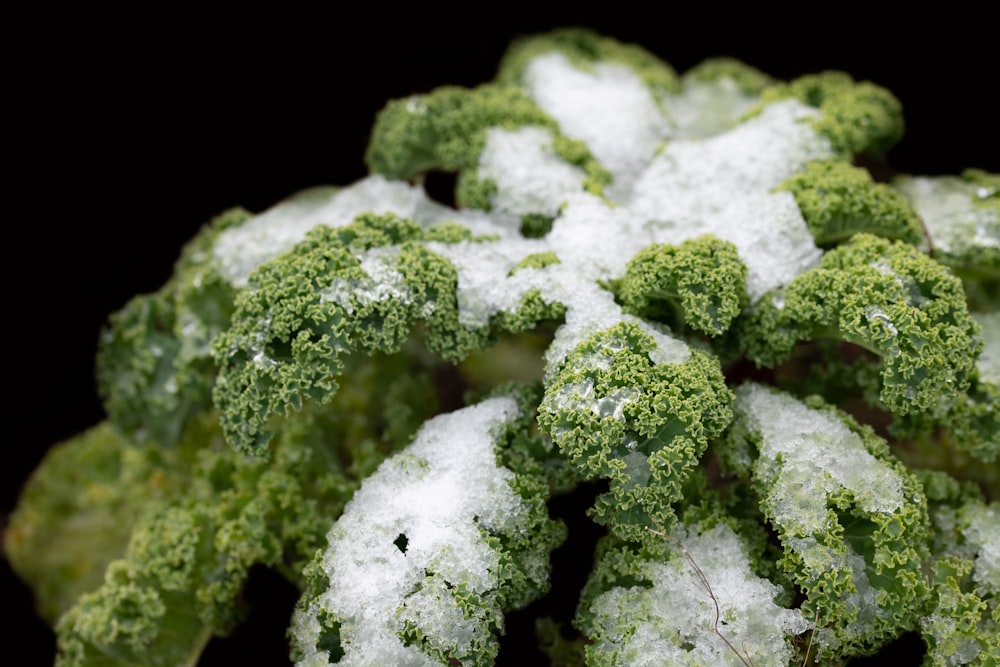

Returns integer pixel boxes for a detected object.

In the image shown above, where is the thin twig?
[799,606,820,666]
[918,214,935,258]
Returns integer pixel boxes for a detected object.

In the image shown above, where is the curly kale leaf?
[538,321,732,546]
[721,383,932,659]
[290,389,565,666]
[741,233,982,417]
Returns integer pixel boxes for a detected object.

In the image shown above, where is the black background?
[7,7,998,665]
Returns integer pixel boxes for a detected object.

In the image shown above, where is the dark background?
[8,7,998,665]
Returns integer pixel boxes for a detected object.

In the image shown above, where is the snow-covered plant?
[7,28,998,666]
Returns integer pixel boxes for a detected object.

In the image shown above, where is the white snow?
[292,396,529,665]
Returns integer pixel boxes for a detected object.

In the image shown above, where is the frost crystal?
[973,311,1000,386]
[734,383,904,529]
[522,52,671,197]
[587,523,808,666]
[896,175,1000,255]
[291,397,529,665]
[478,126,588,217]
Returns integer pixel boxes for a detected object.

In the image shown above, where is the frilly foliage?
[7,27,998,666]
